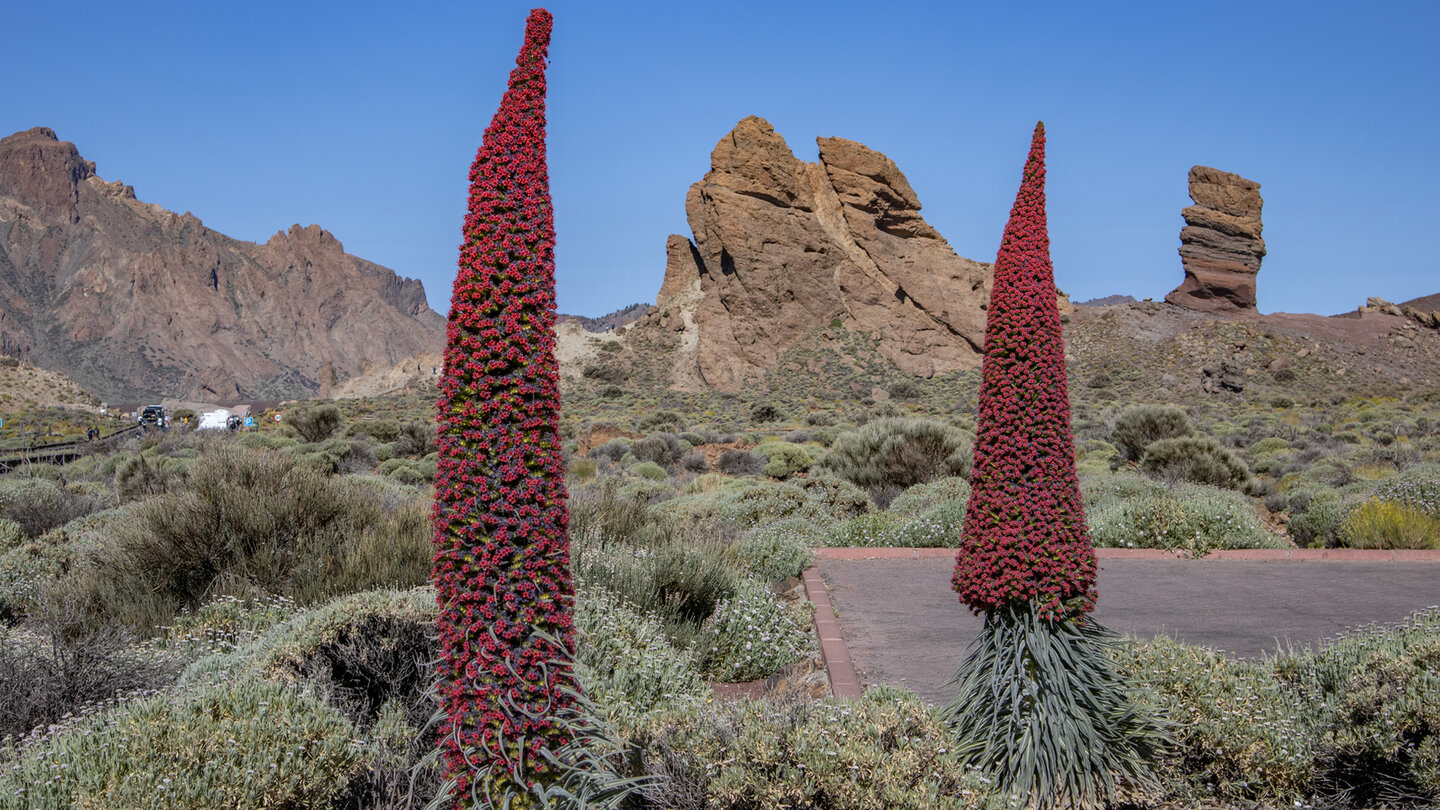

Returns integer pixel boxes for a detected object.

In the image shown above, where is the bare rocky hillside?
[0,127,445,402]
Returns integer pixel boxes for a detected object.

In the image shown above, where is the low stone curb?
[813,547,1440,561]
[800,567,863,700]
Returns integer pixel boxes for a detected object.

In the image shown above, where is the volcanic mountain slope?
[0,127,445,403]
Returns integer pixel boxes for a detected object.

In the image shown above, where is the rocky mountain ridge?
[635,116,1071,392]
[0,127,445,402]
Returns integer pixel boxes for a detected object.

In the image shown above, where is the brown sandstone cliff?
[0,127,445,402]
[648,117,1067,392]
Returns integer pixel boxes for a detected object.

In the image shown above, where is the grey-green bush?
[816,418,972,500]
[1140,435,1254,491]
[283,403,343,443]
[1111,404,1194,462]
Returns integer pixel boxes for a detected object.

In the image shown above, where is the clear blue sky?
[7,1,1437,318]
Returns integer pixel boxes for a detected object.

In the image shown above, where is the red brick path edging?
[801,567,863,699]
[813,547,1440,561]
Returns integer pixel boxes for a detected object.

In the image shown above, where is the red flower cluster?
[431,9,576,804]
[951,122,1097,620]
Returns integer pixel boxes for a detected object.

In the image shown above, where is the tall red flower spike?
[952,122,1097,620]
[431,9,574,804]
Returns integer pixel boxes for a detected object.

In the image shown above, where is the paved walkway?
[809,550,1440,705]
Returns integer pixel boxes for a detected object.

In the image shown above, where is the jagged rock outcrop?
[1166,165,1266,313]
[0,127,445,402]
[654,116,1059,391]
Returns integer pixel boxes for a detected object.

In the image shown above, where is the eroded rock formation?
[655,116,1056,391]
[0,127,445,401]
[1166,165,1266,313]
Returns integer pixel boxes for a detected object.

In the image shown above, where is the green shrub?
[824,512,908,547]
[755,441,812,479]
[244,588,437,729]
[0,477,111,539]
[796,474,873,521]
[1287,493,1357,548]
[749,402,782,423]
[1088,483,1281,554]
[630,461,669,481]
[348,418,401,442]
[1339,499,1440,550]
[631,433,687,467]
[0,677,362,809]
[1275,608,1440,807]
[634,690,1008,809]
[1140,435,1255,491]
[1374,462,1440,518]
[1116,635,1314,805]
[695,580,811,682]
[1111,404,1194,462]
[889,476,971,514]
[116,453,187,501]
[817,418,972,500]
[737,522,815,582]
[575,586,707,729]
[715,480,807,526]
[66,444,432,632]
[716,448,766,476]
[238,432,299,451]
[283,403,343,443]
[890,498,967,548]
[574,532,739,639]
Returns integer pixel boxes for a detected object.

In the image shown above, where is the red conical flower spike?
[431,9,576,805]
[951,122,1097,620]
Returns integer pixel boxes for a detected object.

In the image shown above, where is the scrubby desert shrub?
[1116,636,1315,805]
[0,614,181,741]
[736,522,815,583]
[284,403,343,443]
[0,677,363,809]
[824,512,908,547]
[795,474,873,521]
[575,586,707,729]
[632,433,687,467]
[588,437,633,465]
[1374,462,1440,518]
[574,532,739,637]
[695,580,812,682]
[755,441,813,479]
[639,410,684,432]
[349,418,401,442]
[1287,493,1357,548]
[749,402,782,423]
[249,588,437,730]
[115,453,187,501]
[633,690,1007,809]
[0,476,111,538]
[888,476,971,515]
[715,480,807,526]
[1339,499,1440,550]
[1275,608,1440,807]
[389,420,435,458]
[1140,435,1255,491]
[817,418,972,501]
[68,443,432,632]
[1111,404,1194,462]
[716,448,766,477]
[630,461,669,482]
[582,362,627,383]
[679,451,708,473]
[1088,482,1281,554]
